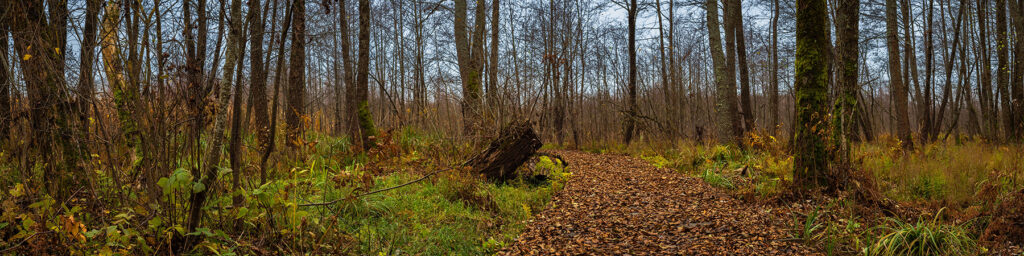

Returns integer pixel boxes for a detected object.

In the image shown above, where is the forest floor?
[499,150,818,255]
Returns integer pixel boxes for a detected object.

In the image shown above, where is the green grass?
[700,169,735,190]
[863,212,979,256]
[324,154,571,255]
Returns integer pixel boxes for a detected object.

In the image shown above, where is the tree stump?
[469,120,543,181]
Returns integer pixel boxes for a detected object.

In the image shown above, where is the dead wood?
[469,120,543,181]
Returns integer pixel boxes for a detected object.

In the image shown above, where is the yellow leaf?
[8,183,24,197]
[22,54,31,61]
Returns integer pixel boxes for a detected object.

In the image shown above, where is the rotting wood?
[468,119,543,181]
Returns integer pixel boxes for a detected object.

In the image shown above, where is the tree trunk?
[78,0,100,135]
[656,0,671,139]
[770,0,780,137]
[260,0,294,183]
[935,0,965,141]
[793,0,832,191]
[250,0,270,164]
[488,0,500,121]
[902,0,924,145]
[833,0,860,177]
[732,0,754,133]
[0,4,11,140]
[187,0,244,235]
[923,0,936,142]
[978,0,997,140]
[624,0,638,144]
[706,0,742,147]
[353,0,377,150]
[100,2,142,150]
[470,120,543,182]
[886,0,915,150]
[454,0,485,136]
[285,0,306,148]
[1008,0,1024,141]
[997,0,1011,140]
[12,0,78,195]
[228,0,250,210]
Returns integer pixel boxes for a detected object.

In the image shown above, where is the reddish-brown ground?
[499,150,817,255]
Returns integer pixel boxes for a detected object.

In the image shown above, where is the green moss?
[792,0,831,190]
[357,100,377,140]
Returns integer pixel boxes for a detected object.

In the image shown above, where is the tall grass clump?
[863,210,979,256]
[700,169,735,189]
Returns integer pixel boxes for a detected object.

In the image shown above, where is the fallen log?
[468,120,543,181]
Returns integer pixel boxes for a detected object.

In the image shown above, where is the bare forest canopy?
[4,0,1024,150]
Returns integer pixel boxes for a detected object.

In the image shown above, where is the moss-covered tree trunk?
[100,2,142,149]
[793,0,830,191]
[10,0,76,196]
[829,0,860,191]
[454,0,486,136]
[353,0,377,150]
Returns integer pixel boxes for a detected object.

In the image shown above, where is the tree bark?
[770,0,780,137]
[285,0,306,148]
[78,0,100,135]
[1008,0,1024,141]
[706,0,742,147]
[732,0,754,133]
[470,120,543,182]
[831,0,860,190]
[886,0,915,150]
[624,0,638,144]
[793,0,831,190]
[0,3,11,140]
[656,0,671,139]
[978,0,997,140]
[250,0,270,165]
[353,0,377,150]
[454,0,486,136]
[997,0,1011,140]
[488,0,500,121]
[187,0,244,235]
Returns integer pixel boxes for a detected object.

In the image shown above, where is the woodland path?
[499,150,818,255]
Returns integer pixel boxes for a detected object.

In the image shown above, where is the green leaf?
[148,217,163,230]
[21,217,36,230]
[192,182,206,193]
[84,229,102,238]
[157,177,170,194]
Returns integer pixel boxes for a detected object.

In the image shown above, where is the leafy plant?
[792,206,824,243]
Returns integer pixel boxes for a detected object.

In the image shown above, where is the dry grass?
[856,139,1024,205]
